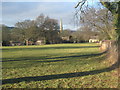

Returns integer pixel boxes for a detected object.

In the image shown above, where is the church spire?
[60,19,63,33]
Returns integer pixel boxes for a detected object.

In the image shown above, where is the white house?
[89,39,99,43]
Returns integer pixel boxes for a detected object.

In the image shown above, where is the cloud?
[2,0,79,2]
[2,2,77,30]
[1,1,101,30]
[2,0,102,3]
[0,3,2,24]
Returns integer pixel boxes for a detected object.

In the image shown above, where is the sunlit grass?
[2,43,118,88]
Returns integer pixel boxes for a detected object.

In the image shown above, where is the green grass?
[2,43,118,88]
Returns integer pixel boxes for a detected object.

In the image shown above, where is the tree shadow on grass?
[2,50,106,62]
[2,46,100,51]
[2,51,107,69]
[2,60,119,85]
[2,55,106,69]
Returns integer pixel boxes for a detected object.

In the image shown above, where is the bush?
[2,41,10,46]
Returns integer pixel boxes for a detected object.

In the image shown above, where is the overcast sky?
[1,0,100,30]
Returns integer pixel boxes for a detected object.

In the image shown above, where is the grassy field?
[2,43,118,88]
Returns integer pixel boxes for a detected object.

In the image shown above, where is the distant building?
[61,36,70,41]
[28,41,34,45]
[89,39,99,43]
[10,41,34,46]
[36,39,45,45]
[10,41,22,46]
[89,36,99,43]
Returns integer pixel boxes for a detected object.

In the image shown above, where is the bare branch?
[75,0,87,8]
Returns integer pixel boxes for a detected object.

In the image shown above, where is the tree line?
[2,6,115,46]
[2,14,62,46]
[2,13,101,46]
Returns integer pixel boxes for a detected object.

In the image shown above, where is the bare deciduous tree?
[80,7,117,40]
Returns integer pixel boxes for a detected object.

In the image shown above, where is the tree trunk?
[25,39,29,46]
[118,38,120,65]
[100,1,120,66]
[116,2,120,82]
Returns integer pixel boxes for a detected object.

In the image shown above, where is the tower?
[60,19,63,33]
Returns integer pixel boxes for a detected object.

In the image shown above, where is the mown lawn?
[2,43,118,88]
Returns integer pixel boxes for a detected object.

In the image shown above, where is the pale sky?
[1,0,100,30]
